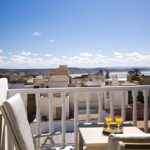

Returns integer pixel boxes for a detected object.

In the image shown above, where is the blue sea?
[71,71,150,81]
[110,71,150,80]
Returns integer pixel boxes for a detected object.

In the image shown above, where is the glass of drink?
[115,116,123,130]
[105,116,112,130]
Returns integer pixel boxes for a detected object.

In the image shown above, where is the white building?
[39,65,70,119]
[48,65,70,87]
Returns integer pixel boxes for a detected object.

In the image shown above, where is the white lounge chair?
[0,78,8,105]
[0,78,8,150]
[0,93,73,150]
[1,93,35,150]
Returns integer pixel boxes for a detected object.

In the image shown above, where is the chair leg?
[40,134,55,149]
[0,115,2,142]
[0,117,6,150]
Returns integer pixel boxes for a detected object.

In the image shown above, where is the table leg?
[79,132,83,150]
[0,114,2,143]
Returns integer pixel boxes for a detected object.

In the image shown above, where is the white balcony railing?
[4,85,150,149]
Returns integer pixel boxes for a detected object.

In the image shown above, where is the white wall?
[39,95,70,119]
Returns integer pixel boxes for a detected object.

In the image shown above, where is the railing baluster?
[48,93,53,134]
[132,90,138,126]
[86,94,90,123]
[121,90,127,121]
[97,92,103,122]
[61,92,66,147]
[143,89,149,132]
[74,92,78,150]
[103,91,108,109]
[109,91,114,120]
[35,93,41,148]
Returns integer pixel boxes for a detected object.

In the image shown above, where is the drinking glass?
[115,116,123,130]
[105,116,112,130]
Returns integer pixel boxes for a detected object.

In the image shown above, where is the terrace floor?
[31,119,150,149]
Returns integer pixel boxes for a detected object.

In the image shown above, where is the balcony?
[1,85,150,149]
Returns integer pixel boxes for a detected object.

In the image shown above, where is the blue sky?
[0,0,150,68]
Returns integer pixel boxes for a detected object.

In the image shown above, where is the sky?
[0,0,150,68]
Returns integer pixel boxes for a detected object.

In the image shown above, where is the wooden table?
[79,126,146,150]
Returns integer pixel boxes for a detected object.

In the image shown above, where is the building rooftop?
[49,65,70,77]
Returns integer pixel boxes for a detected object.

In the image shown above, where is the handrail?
[8,85,150,94]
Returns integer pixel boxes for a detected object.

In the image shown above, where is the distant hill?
[0,69,49,75]
[69,67,150,74]
[0,67,150,75]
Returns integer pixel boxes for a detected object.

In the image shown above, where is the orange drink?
[105,116,112,129]
[115,116,123,129]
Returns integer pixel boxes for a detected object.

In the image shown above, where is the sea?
[109,71,150,80]
[71,71,150,81]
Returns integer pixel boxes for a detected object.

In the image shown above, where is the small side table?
[78,126,146,150]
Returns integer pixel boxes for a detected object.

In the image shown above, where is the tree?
[127,68,143,83]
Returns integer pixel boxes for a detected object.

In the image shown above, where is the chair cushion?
[117,141,150,150]
[3,94,35,150]
[0,78,8,105]
[108,134,150,150]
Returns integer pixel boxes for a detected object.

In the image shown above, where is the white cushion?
[0,78,8,104]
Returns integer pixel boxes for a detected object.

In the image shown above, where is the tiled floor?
[31,119,149,149]
[31,120,76,149]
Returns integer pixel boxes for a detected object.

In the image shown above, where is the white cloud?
[80,52,93,57]
[0,51,7,64]
[32,32,41,37]
[0,49,3,53]
[21,51,31,56]
[49,40,55,43]
[113,51,123,58]
[1,50,150,68]
[45,54,52,57]
[0,56,5,64]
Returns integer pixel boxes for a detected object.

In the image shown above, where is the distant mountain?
[69,67,150,74]
[0,67,150,75]
[69,67,99,74]
[0,69,50,75]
